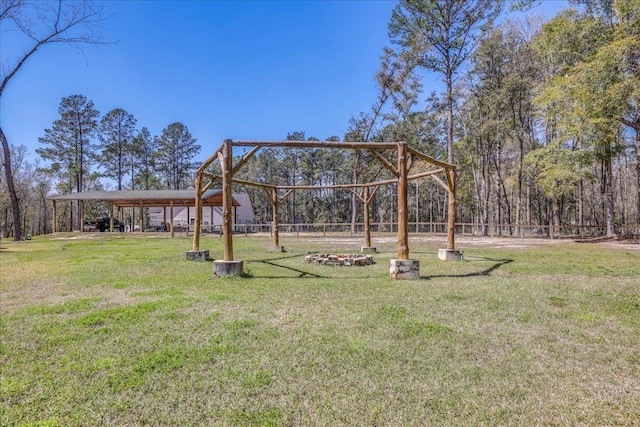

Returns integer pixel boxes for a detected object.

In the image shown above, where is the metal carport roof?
[47,189,240,207]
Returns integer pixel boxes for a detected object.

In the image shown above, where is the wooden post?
[364,186,371,248]
[222,139,234,261]
[272,187,279,247]
[163,207,167,231]
[109,203,114,232]
[397,142,409,260]
[80,200,85,232]
[193,173,203,251]
[139,200,144,233]
[170,200,174,237]
[447,169,456,251]
[52,200,57,234]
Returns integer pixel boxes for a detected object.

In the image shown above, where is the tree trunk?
[617,114,639,242]
[516,154,522,237]
[636,129,640,242]
[604,157,616,238]
[446,72,454,164]
[0,127,22,241]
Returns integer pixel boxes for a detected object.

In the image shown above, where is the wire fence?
[178,221,638,240]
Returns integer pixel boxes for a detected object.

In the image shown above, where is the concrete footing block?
[186,250,209,261]
[361,246,377,253]
[438,249,464,261]
[390,259,420,280]
[268,245,284,252]
[213,260,244,277]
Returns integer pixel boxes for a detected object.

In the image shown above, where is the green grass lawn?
[1,233,639,426]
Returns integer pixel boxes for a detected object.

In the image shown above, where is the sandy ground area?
[47,232,640,251]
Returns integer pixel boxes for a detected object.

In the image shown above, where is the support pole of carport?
[213,139,244,276]
[390,142,419,279]
[80,200,85,232]
[109,203,114,232]
[163,207,167,232]
[139,200,144,233]
[170,200,175,237]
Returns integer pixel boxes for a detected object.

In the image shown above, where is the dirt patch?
[293,234,640,251]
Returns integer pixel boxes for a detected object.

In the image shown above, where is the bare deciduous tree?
[0,0,106,240]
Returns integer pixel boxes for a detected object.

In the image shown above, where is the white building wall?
[147,193,254,227]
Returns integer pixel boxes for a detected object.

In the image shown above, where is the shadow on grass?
[421,257,513,280]
[245,253,513,281]
[254,260,327,279]
[246,253,327,279]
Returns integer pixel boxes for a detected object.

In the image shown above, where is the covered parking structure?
[48,189,239,236]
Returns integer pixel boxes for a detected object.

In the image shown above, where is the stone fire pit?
[305,253,374,266]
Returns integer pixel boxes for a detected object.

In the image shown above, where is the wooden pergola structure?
[192,139,458,268]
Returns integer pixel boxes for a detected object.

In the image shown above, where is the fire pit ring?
[305,254,374,266]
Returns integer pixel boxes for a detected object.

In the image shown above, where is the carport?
[48,189,240,237]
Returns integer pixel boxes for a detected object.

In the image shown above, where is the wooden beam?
[432,175,450,192]
[232,140,398,150]
[397,142,409,260]
[193,173,203,251]
[109,203,114,232]
[406,146,455,171]
[197,143,224,174]
[139,200,144,233]
[262,186,276,204]
[206,167,444,193]
[270,169,446,191]
[279,189,294,202]
[207,174,277,191]
[407,153,415,172]
[202,178,215,192]
[272,187,279,247]
[231,146,260,177]
[364,186,371,248]
[349,188,365,203]
[222,139,234,261]
[80,200,85,232]
[170,200,174,237]
[447,169,456,251]
[367,185,381,203]
[408,168,446,181]
[368,149,398,176]
[446,167,456,191]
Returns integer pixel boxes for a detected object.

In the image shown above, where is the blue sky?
[1,0,568,169]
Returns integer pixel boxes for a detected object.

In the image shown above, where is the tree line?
[2,93,201,234]
[2,0,639,239]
